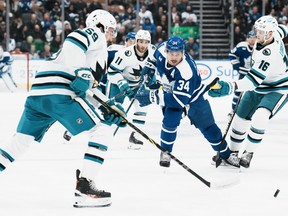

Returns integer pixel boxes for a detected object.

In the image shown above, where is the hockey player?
[0,46,17,92]
[0,10,127,207]
[228,30,256,111]
[209,16,288,168]
[134,36,239,168]
[63,32,136,143]
[106,29,156,150]
[98,32,136,94]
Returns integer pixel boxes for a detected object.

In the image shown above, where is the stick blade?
[209,177,240,189]
[215,157,222,168]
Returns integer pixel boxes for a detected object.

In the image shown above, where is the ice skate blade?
[73,193,112,208]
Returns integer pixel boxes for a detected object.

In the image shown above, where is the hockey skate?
[73,169,111,208]
[240,151,253,168]
[160,152,171,167]
[128,131,143,150]
[212,151,240,168]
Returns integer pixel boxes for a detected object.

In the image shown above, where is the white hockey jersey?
[107,44,156,88]
[30,27,108,97]
[236,30,288,94]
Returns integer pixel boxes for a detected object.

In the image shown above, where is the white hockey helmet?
[85,9,117,37]
[135,30,151,43]
[254,15,278,35]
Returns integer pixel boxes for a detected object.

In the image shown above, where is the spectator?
[233,25,246,47]
[172,14,182,27]
[17,0,32,13]
[50,34,62,53]
[87,0,103,13]
[158,14,169,33]
[177,0,192,13]
[0,21,6,42]
[39,43,52,59]
[50,1,62,22]
[154,25,167,45]
[41,12,54,33]
[121,6,137,32]
[147,0,164,15]
[11,16,25,42]
[171,6,181,24]
[247,5,261,30]
[45,24,58,43]
[154,6,167,27]
[181,16,197,27]
[63,21,73,38]
[29,44,40,59]
[139,4,154,25]
[20,35,34,52]
[185,37,199,59]
[116,25,126,45]
[142,18,156,43]
[26,13,42,33]
[181,5,197,23]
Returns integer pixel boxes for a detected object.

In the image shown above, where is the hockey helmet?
[166,36,185,52]
[85,9,117,37]
[254,15,278,35]
[135,30,151,42]
[125,32,136,41]
[247,30,256,38]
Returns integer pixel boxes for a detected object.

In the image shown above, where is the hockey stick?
[112,79,147,136]
[87,78,239,189]
[107,83,143,103]
[214,92,243,168]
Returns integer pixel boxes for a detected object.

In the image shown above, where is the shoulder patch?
[262,48,271,56]
[125,50,132,57]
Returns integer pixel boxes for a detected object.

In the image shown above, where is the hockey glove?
[117,79,134,99]
[70,68,92,98]
[135,88,160,107]
[99,101,127,127]
[141,60,157,87]
[208,80,235,97]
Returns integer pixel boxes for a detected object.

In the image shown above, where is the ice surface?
[0,90,287,216]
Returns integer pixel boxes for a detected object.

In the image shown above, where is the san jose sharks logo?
[125,50,132,57]
[92,61,107,82]
[262,48,271,56]
[130,65,143,76]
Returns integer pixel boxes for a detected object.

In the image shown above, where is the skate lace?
[88,180,99,192]
[228,154,240,165]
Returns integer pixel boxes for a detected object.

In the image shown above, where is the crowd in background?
[0,0,200,59]
[0,0,287,60]
[221,0,288,48]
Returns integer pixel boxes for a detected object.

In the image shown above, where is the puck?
[274,189,280,197]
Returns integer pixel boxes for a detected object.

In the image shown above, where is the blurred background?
[0,0,287,60]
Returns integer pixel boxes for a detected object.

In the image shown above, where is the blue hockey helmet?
[247,30,256,38]
[166,36,185,52]
[125,32,136,41]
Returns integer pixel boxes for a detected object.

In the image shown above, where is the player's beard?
[136,45,148,54]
